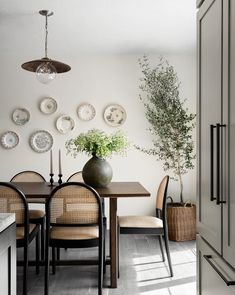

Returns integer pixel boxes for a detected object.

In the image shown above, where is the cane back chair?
[11,171,46,260]
[67,171,107,271]
[66,171,84,182]
[118,175,173,277]
[0,182,40,295]
[45,182,104,295]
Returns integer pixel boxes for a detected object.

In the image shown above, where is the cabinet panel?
[0,223,16,295]
[197,0,222,253]
[223,0,235,268]
[197,236,235,295]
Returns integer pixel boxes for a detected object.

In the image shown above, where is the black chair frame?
[44,182,104,295]
[11,171,46,260]
[0,182,40,295]
[118,176,173,277]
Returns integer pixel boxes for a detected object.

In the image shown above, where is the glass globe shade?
[36,62,56,84]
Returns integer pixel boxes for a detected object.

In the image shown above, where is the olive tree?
[137,56,196,203]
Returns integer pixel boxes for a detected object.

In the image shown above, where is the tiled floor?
[17,235,196,294]
[113,235,196,295]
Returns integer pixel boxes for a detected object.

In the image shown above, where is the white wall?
[0,53,196,217]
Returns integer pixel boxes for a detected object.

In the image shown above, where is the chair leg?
[23,244,28,295]
[98,237,103,295]
[117,224,120,278]
[103,226,106,274]
[36,232,40,275]
[45,236,49,295]
[52,247,56,275]
[158,235,165,262]
[57,247,60,261]
[40,217,45,261]
[164,234,173,277]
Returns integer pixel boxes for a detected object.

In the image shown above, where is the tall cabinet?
[197,0,235,293]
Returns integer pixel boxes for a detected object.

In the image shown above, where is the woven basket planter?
[167,198,196,242]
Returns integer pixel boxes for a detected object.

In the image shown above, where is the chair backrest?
[155,176,169,216]
[67,172,106,215]
[0,182,28,227]
[47,182,103,227]
[10,171,46,182]
[66,171,84,182]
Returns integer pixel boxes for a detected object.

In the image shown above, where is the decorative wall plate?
[12,108,30,125]
[56,115,75,134]
[0,131,19,149]
[30,130,53,153]
[77,103,96,121]
[103,104,127,127]
[40,97,57,114]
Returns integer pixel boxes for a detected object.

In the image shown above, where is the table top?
[10,182,150,199]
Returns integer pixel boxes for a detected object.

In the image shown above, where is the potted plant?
[136,56,196,241]
[66,128,129,188]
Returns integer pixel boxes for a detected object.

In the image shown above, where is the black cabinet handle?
[210,125,216,201]
[204,255,235,286]
[216,124,220,205]
[216,123,226,205]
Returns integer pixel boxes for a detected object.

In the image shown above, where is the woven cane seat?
[50,226,99,240]
[119,216,163,228]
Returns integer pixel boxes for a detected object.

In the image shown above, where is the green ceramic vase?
[82,156,113,188]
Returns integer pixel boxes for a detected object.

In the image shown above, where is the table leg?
[109,198,117,288]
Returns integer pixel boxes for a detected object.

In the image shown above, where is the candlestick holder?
[58,174,63,185]
[49,173,55,187]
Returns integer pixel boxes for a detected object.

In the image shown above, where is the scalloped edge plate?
[40,97,58,115]
[77,103,96,121]
[12,108,30,125]
[30,130,53,153]
[0,131,19,149]
[56,115,75,134]
[103,104,127,127]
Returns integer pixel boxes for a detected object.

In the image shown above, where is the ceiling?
[0,0,196,57]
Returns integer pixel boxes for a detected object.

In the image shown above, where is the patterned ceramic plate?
[30,130,53,153]
[77,103,96,121]
[12,108,30,125]
[56,115,75,134]
[103,104,127,127]
[40,97,58,114]
[0,131,19,149]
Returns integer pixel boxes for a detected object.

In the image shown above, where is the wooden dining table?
[12,181,150,288]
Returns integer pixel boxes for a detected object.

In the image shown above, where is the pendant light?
[21,10,71,84]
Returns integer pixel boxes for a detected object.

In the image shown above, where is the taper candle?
[50,150,53,174]
[59,149,62,175]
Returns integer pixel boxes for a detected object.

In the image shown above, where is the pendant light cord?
[45,14,48,58]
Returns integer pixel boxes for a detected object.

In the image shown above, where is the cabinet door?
[223,0,235,268]
[197,235,235,295]
[197,0,222,253]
